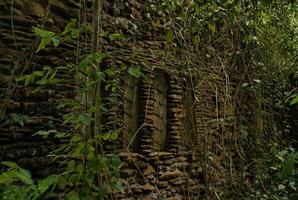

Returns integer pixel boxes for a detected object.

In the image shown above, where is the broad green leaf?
[108,33,125,41]
[33,27,55,38]
[96,71,105,81]
[63,18,77,35]
[89,158,105,171]
[37,174,58,194]
[128,67,142,78]
[278,152,297,180]
[16,168,34,185]
[37,37,54,52]
[0,170,19,184]
[94,51,105,63]
[51,36,60,47]
[79,55,92,68]
[75,113,92,126]
[105,67,117,76]
[1,161,20,169]
[109,155,121,167]
[36,78,48,86]
[102,133,110,140]
[79,52,105,68]
[0,168,34,185]
[71,29,79,39]
[110,131,118,140]
[289,95,298,105]
[7,114,29,127]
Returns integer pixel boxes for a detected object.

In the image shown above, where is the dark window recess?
[123,73,139,148]
[123,70,168,151]
[182,77,196,149]
[153,71,168,150]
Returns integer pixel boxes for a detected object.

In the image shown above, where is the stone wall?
[0,0,240,199]
[0,0,79,177]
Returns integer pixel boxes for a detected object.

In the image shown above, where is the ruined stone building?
[1,1,243,199]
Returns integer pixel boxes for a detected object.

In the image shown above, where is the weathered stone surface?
[160,169,183,180]
[0,0,240,199]
[142,183,155,192]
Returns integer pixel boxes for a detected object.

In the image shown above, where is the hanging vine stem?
[91,0,104,189]
[0,0,53,119]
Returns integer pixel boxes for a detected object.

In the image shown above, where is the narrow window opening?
[182,77,196,150]
[153,71,168,150]
[123,73,139,149]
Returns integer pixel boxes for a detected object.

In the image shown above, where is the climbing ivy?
[0,16,132,199]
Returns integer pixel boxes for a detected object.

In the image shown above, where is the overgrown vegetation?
[0,18,126,199]
[0,0,297,199]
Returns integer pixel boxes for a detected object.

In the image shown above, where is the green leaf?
[193,35,201,45]
[71,29,79,39]
[110,131,118,140]
[68,174,81,185]
[33,27,55,38]
[89,158,105,171]
[54,131,69,139]
[289,95,298,105]
[79,55,92,68]
[63,18,77,35]
[75,113,92,126]
[33,130,59,139]
[37,175,58,194]
[105,67,117,76]
[79,52,105,68]
[128,67,142,78]
[70,135,82,143]
[111,182,123,192]
[96,71,106,81]
[278,152,297,180]
[37,36,55,52]
[110,155,121,168]
[102,133,110,140]
[241,83,249,88]
[208,23,216,33]
[17,71,44,86]
[166,30,174,42]
[106,96,118,103]
[108,33,125,41]
[10,114,29,127]
[0,164,34,185]
[0,170,18,184]
[98,186,107,200]
[15,169,34,185]
[1,161,20,169]
[94,51,105,63]
[51,36,60,47]
[57,176,67,188]
[66,191,80,200]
